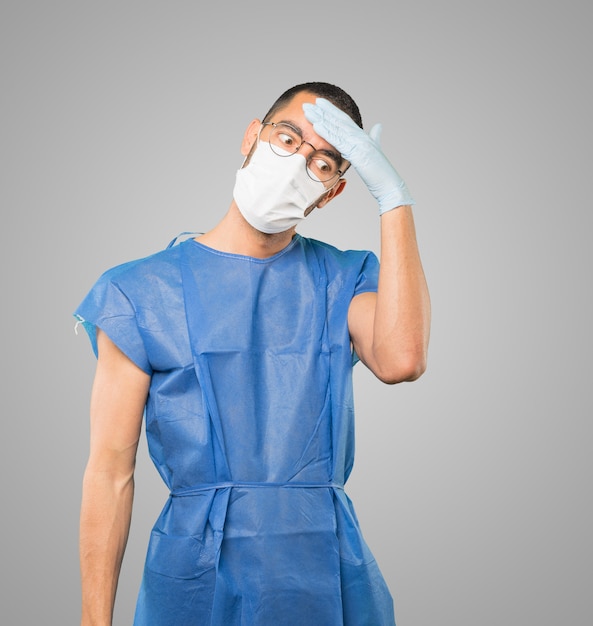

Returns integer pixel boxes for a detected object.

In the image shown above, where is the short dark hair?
[262,82,363,129]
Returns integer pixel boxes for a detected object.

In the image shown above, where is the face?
[241,92,348,212]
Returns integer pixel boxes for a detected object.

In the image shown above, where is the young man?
[76,82,430,625]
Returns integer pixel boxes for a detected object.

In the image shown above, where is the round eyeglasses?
[260,122,344,183]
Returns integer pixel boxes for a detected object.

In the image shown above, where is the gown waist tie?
[171,481,345,497]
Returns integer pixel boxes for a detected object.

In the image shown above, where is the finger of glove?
[314,98,384,148]
[369,123,383,146]
[314,98,381,153]
[313,97,359,126]
[303,101,363,160]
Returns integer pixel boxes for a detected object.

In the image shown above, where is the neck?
[196,202,297,259]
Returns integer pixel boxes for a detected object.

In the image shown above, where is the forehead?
[270,91,317,124]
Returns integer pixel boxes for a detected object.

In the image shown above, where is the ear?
[241,119,262,156]
[316,178,347,209]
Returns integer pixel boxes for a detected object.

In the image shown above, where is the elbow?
[373,352,428,385]
[402,356,428,382]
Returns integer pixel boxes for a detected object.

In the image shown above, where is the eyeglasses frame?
[258,121,348,183]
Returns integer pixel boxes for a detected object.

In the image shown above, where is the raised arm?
[80,329,150,625]
[348,205,430,383]
[304,98,431,384]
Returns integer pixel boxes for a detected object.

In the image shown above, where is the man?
[75,82,430,625]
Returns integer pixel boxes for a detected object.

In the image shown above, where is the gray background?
[1,1,591,624]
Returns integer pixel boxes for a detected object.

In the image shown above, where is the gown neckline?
[189,233,302,263]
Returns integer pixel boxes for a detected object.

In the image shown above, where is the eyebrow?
[275,119,344,166]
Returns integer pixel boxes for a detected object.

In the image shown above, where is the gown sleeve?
[74,266,152,375]
[353,250,380,297]
[350,250,380,366]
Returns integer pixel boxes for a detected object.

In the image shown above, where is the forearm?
[373,205,431,382]
[80,464,135,626]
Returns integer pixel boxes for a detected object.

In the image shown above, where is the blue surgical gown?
[75,234,396,625]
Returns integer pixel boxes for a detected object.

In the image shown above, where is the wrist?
[378,187,415,214]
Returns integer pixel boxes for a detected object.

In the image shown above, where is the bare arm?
[348,205,431,384]
[80,329,150,625]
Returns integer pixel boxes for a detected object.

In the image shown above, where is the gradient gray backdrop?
[2,1,591,624]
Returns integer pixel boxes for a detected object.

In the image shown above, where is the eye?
[311,157,336,175]
[269,124,302,154]
[277,131,297,148]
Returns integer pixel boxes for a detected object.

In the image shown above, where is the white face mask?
[233,140,329,234]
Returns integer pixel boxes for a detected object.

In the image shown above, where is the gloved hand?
[303,97,414,214]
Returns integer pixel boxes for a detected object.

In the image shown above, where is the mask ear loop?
[304,173,343,215]
[320,170,343,199]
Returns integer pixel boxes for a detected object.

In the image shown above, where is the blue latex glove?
[303,97,414,214]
